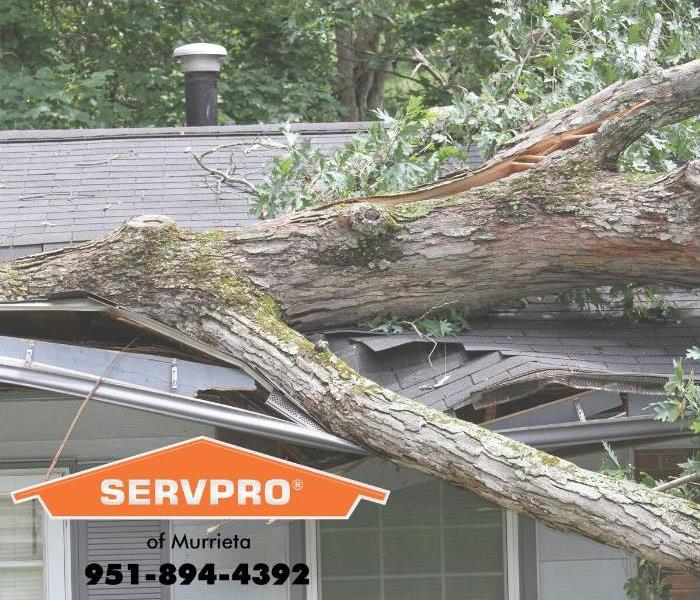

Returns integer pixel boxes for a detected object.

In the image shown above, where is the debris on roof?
[325,291,700,415]
[0,122,483,260]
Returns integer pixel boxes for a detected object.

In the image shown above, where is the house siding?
[536,523,634,600]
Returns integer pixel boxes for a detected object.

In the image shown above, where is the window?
[318,474,505,600]
[170,520,297,600]
[0,469,70,600]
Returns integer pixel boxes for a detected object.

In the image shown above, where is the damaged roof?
[325,291,700,413]
[2,120,698,443]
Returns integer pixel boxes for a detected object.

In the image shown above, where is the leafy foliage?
[0,0,343,128]
[252,97,466,216]
[0,0,496,129]
[448,0,700,169]
[367,307,470,337]
[474,0,700,169]
[285,0,497,116]
[654,359,700,433]
[686,346,700,361]
[623,561,673,600]
[599,441,635,480]
[252,0,699,217]
[558,285,681,323]
[647,355,700,500]
[599,440,694,599]
[645,353,700,503]
[600,346,700,598]
[648,352,700,502]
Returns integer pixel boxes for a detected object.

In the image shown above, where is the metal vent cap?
[173,43,227,73]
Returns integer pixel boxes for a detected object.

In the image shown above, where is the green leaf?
[687,347,700,360]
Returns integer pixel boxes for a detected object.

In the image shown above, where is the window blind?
[0,473,46,600]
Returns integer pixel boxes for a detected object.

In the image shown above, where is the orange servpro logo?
[12,437,389,519]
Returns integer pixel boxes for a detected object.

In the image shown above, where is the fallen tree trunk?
[1,60,700,572]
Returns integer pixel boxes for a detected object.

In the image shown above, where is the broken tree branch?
[313,60,700,209]
[411,46,449,88]
[654,472,700,493]
[188,147,258,195]
[44,337,140,480]
[645,13,664,71]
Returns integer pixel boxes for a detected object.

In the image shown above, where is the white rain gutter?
[493,415,686,449]
[0,355,365,455]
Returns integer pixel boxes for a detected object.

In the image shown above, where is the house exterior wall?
[535,524,634,600]
[3,389,698,599]
[0,389,214,600]
[532,449,635,600]
[0,392,216,463]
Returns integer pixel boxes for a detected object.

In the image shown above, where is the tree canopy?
[4,0,696,139]
[0,0,495,128]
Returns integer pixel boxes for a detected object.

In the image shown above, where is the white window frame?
[505,510,521,600]
[0,468,72,600]
[304,520,319,600]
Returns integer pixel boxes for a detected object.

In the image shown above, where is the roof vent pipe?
[173,43,227,126]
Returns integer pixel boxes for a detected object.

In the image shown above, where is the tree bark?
[334,19,393,121]
[334,26,359,121]
[2,61,700,572]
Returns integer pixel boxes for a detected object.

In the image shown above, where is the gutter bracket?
[24,340,35,366]
[171,358,178,390]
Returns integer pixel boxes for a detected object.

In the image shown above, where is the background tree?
[0,0,494,128]
[598,345,700,598]
[287,0,495,120]
[246,0,699,217]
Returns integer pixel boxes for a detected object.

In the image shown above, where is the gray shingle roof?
[0,122,378,260]
[1,123,484,262]
[325,294,700,412]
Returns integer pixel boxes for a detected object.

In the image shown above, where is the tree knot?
[684,159,700,194]
[123,214,179,232]
[347,203,396,235]
[314,339,329,352]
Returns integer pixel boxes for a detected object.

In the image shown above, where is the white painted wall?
[535,449,636,600]
[536,523,635,600]
[0,393,216,463]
